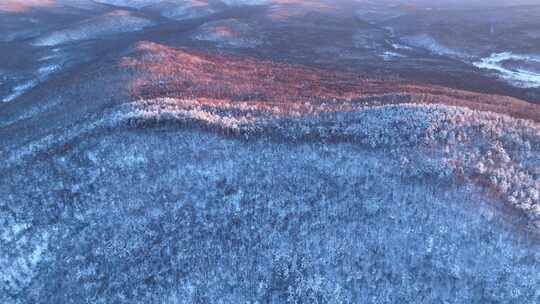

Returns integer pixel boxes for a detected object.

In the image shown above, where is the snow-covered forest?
[2,98,539,303]
[1,1,540,303]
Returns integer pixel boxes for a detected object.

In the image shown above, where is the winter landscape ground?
[1,1,540,303]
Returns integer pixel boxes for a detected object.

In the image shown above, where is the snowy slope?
[33,10,154,46]
[148,0,215,20]
[1,99,539,303]
[192,19,263,48]
[1,41,539,302]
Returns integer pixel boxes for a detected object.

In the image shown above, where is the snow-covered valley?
[474,52,540,88]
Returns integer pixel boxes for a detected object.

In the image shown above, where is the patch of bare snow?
[38,54,58,62]
[473,52,540,88]
[157,1,215,20]
[401,34,470,59]
[381,51,404,61]
[2,80,38,103]
[33,10,154,46]
[38,64,61,79]
[391,43,412,50]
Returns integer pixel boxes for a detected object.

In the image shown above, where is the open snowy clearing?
[33,10,154,46]
[474,52,540,89]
